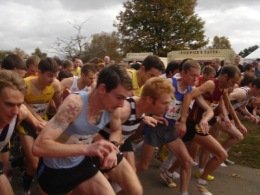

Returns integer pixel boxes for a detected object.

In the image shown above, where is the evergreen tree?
[239,45,259,58]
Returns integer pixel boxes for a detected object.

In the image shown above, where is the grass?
[222,120,260,169]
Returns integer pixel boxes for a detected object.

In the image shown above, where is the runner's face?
[103,85,131,112]
[82,71,97,87]
[0,87,24,126]
[74,59,81,68]
[152,94,172,116]
[225,74,240,88]
[27,65,38,76]
[183,68,200,86]
[39,71,57,86]
[143,68,162,82]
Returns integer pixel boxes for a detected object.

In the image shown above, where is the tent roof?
[245,48,260,59]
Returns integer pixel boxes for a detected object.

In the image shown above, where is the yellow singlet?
[24,77,55,118]
[71,66,81,76]
[127,69,143,96]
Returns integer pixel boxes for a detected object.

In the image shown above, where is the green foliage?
[83,31,122,62]
[227,120,260,168]
[114,0,208,56]
[238,45,259,58]
[208,36,232,49]
[0,50,13,64]
[0,48,27,64]
[13,48,27,59]
[32,47,47,59]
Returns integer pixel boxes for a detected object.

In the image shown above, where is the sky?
[0,0,259,56]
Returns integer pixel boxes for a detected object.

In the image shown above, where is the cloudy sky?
[0,0,259,56]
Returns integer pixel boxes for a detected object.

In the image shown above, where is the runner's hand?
[86,140,118,162]
[237,123,248,136]
[100,149,118,169]
[176,121,186,138]
[142,116,158,127]
[152,115,168,126]
[35,120,47,134]
[199,118,210,134]
[221,116,231,129]
[62,88,71,100]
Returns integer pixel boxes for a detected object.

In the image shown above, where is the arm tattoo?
[50,101,80,130]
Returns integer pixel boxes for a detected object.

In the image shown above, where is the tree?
[13,48,28,59]
[83,31,122,62]
[0,50,12,63]
[238,45,259,58]
[0,48,27,63]
[53,19,91,59]
[114,0,208,56]
[32,47,47,58]
[208,36,232,49]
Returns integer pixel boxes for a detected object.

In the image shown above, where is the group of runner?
[0,53,259,195]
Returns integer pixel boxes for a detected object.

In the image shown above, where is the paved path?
[10,160,260,194]
[138,160,260,195]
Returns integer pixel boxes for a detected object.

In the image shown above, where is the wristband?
[111,141,120,148]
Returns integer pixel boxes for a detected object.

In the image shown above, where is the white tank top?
[70,76,91,93]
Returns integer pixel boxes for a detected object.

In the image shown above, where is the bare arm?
[194,95,214,134]
[178,80,215,136]
[32,94,83,157]
[109,108,123,143]
[195,95,214,122]
[33,93,117,163]
[180,80,215,124]
[229,88,245,102]
[18,104,46,134]
[52,79,62,109]
[222,90,247,135]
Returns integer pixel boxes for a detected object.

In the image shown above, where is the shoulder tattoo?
[50,101,80,130]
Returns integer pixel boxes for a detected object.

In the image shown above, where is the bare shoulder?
[53,94,83,125]
[197,80,215,93]
[166,77,175,88]
[119,99,132,122]
[52,78,62,92]
[18,104,29,122]
[60,77,73,89]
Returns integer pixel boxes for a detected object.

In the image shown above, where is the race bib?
[66,134,96,144]
[165,100,182,120]
[31,103,49,116]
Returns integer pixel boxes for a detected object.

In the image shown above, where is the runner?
[136,60,214,195]
[60,63,98,99]
[99,77,174,171]
[0,70,30,195]
[33,64,142,195]
[16,57,62,194]
[178,65,246,195]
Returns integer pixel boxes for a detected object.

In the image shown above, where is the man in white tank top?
[61,63,98,99]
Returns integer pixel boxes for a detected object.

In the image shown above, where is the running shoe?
[193,182,213,195]
[160,172,177,188]
[195,172,215,181]
[220,162,227,167]
[224,159,235,165]
[192,161,199,166]
[160,163,167,172]
[166,170,180,179]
